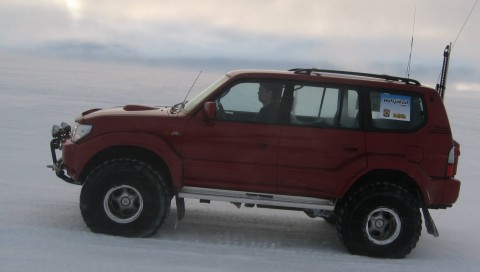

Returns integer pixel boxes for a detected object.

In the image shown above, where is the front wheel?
[80,158,170,237]
[336,182,422,258]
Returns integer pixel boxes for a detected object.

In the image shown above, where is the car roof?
[226,68,435,93]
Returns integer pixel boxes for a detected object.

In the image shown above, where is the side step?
[178,186,335,210]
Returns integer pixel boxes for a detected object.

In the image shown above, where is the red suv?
[49,68,460,258]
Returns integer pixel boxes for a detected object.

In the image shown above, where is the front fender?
[62,132,183,187]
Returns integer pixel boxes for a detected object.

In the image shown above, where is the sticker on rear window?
[380,93,411,121]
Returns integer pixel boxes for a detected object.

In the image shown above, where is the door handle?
[343,145,359,151]
[256,143,269,148]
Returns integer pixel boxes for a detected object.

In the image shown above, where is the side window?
[215,81,283,123]
[290,86,359,129]
[369,91,425,131]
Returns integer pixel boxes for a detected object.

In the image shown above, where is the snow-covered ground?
[1,54,479,271]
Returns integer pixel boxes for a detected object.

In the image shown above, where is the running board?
[178,187,335,210]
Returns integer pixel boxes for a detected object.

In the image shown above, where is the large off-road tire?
[80,158,170,237]
[336,181,422,258]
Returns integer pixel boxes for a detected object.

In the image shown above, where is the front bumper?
[47,123,81,185]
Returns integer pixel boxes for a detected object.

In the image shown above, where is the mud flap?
[422,206,439,237]
[175,195,185,221]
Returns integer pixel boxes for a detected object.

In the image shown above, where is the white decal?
[380,93,411,121]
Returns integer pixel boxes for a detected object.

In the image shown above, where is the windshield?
[182,74,230,112]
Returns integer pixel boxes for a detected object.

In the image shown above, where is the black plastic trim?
[289,68,421,86]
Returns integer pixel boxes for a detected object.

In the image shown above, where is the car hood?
[78,105,173,120]
[74,104,189,136]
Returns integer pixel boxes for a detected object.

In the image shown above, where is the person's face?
[258,86,273,105]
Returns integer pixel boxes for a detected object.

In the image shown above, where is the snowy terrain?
[1,54,479,271]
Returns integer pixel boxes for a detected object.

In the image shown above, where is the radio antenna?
[435,0,478,94]
[180,70,202,109]
[406,6,416,79]
[452,0,478,49]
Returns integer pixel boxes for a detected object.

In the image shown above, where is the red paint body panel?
[278,127,366,198]
[182,114,281,193]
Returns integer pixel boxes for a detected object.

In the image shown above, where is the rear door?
[365,90,434,175]
[277,84,367,198]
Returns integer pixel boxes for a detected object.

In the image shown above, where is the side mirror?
[204,102,216,120]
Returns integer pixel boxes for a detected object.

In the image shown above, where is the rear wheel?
[80,158,170,237]
[336,182,421,258]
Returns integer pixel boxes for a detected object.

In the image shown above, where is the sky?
[1,0,479,91]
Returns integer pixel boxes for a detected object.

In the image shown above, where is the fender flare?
[74,132,183,187]
[339,155,435,205]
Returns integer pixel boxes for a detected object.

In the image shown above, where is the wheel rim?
[365,207,401,245]
[103,185,144,224]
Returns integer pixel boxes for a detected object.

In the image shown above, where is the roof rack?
[289,68,421,86]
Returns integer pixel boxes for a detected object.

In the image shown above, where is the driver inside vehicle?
[256,82,283,123]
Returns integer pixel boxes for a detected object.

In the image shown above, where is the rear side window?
[290,85,360,129]
[369,91,426,131]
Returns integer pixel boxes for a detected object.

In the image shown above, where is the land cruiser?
[49,68,460,258]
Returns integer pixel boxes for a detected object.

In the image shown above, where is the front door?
[181,80,284,193]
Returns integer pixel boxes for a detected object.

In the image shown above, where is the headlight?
[71,123,92,143]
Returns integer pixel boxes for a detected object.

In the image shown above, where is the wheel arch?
[80,145,175,197]
[338,169,424,209]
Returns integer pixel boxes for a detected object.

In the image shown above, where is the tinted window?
[369,91,425,131]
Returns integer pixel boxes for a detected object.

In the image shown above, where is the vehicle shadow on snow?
[154,201,344,254]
